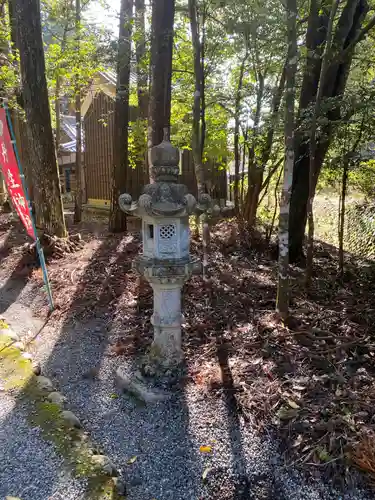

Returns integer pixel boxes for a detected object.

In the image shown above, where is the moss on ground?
[0,329,123,499]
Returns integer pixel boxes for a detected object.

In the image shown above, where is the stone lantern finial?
[150,136,180,184]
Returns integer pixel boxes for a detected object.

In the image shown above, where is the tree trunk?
[188,0,204,194]
[14,0,66,237]
[243,73,264,224]
[135,0,148,184]
[233,45,248,212]
[276,0,297,320]
[240,128,248,204]
[289,0,371,262]
[338,158,348,275]
[54,27,68,154]
[305,0,340,286]
[109,0,133,233]
[8,0,33,202]
[188,0,211,279]
[74,0,83,223]
[135,0,148,119]
[243,62,286,226]
[148,0,175,165]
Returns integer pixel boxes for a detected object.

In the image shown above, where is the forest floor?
[1,209,375,499]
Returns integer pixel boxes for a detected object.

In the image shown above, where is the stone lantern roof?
[119,136,212,219]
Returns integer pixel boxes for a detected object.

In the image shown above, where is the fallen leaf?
[287,399,300,409]
[127,456,137,465]
[277,407,299,420]
[292,434,303,448]
[292,385,306,391]
[199,445,212,453]
[110,393,119,399]
[202,467,211,481]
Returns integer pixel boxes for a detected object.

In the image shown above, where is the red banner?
[0,107,35,240]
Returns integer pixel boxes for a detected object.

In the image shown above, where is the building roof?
[81,68,137,117]
[60,115,84,153]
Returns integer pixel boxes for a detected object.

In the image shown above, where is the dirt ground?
[1,209,375,491]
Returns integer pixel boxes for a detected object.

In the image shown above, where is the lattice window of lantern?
[159,224,176,240]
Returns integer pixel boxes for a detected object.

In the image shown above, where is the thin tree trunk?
[74,0,83,223]
[276,0,297,320]
[240,129,248,204]
[14,0,66,237]
[306,0,340,286]
[234,44,248,212]
[109,0,133,232]
[188,0,204,193]
[148,0,175,169]
[338,158,348,275]
[243,62,285,226]
[189,0,210,280]
[267,165,283,246]
[54,26,68,154]
[135,0,148,119]
[200,1,206,161]
[243,73,264,224]
[135,0,148,183]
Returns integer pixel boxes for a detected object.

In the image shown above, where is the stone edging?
[0,321,126,499]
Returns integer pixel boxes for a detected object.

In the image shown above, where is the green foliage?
[42,0,108,123]
[0,5,19,107]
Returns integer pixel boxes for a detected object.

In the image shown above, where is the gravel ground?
[1,288,372,500]
[31,317,372,500]
[0,393,87,500]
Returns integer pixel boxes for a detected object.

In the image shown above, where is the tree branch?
[341,14,375,59]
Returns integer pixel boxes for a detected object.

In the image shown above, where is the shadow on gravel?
[0,254,34,314]
[0,234,134,499]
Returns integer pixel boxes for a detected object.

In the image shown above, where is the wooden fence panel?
[84,93,228,204]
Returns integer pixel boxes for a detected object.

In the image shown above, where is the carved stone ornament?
[118,136,204,218]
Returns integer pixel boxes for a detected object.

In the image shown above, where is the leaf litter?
[2,213,375,488]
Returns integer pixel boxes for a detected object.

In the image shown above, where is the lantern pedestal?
[150,281,183,364]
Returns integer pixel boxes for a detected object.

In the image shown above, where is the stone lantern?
[118,137,210,367]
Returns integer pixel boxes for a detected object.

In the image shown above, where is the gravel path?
[31,318,371,500]
[1,292,372,500]
[0,394,87,500]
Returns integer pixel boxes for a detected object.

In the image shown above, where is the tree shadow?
[0,254,35,314]
[0,234,133,499]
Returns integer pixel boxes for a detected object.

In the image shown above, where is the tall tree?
[188,0,205,195]
[289,0,375,262]
[135,0,148,183]
[135,0,148,120]
[109,0,133,232]
[148,0,175,158]
[74,0,83,222]
[305,0,339,285]
[233,39,249,212]
[13,0,66,237]
[276,0,297,319]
